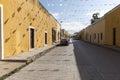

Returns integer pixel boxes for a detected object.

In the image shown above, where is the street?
[73,40,120,80]
[5,41,80,80]
[5,40,120,80]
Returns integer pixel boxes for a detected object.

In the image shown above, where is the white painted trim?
[29,26,36,51]
[0,4,4,59]
[29,26,35,29]
[45,31,48,33]
[44,31,48,46]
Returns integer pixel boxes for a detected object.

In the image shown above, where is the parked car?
[60,39,69,46]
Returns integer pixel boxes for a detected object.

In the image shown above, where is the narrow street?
[73,40,120,80]
[1,0,120,80]
[5,42,80,80]
[5,40,120,80]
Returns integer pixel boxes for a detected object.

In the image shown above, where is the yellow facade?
[105,5,120,46]
[78,4,120,47]
[0,0,60,59]
[78,29,85,40]
[61,29,70,39]
[84,18,105,44]
[50,16,61,43]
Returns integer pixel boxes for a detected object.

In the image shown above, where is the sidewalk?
[81,40,120,53]
[0,44,57,80]
[102,45,120,52]
[5,43,81,80]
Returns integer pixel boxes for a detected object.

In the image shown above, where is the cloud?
[61,21,86,34]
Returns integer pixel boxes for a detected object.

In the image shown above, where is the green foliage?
[91,13,100,24]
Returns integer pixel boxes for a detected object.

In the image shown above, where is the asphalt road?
[5,42,80,80]
[73,40,120,80]
[5,40,120,80]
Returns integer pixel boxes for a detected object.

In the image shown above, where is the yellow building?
[50,16,61,43]
[78,29,85,40]
[84,17,105,45]
[105,5,120,46]
[61,29,70,39]
[79,4,120,47]
[0,0,60,59]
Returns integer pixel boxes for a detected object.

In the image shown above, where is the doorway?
[45,32,47,45]
[113,28,116,45]
[52,28,56,43]
[30,28,35,49]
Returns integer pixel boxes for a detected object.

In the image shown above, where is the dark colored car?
[60,39,69,46]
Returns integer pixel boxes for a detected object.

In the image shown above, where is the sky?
[39,0,120,34]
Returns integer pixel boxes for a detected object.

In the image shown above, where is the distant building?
[61,29,70,39]
[78,29,85,40]
[0,0,60,59]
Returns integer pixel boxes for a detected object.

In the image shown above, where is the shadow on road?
[72,40,98,80]
[72,40,120,80]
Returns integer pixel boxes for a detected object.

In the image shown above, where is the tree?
[91,13,100,24]
[92,13,99,19]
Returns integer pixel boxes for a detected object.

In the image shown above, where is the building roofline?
[85,4,120,29]
[38,1,60,25]
[104,4,120,16]
[86,16,105,29]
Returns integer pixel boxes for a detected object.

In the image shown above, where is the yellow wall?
[56,23,61,42]
[50,16,61,42]
[78,5,120,47]
[0,0,60,58]
[105,5,120,46]
[83,18,105,44]
[79,5,120,47]
[78,29,85,40]
[61,29,69,39]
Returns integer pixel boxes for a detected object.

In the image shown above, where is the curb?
[0,64,26,80]
[99,45,120,53]
[26,45,56,64]
[81,40,120,53]
[0,45,57,80]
